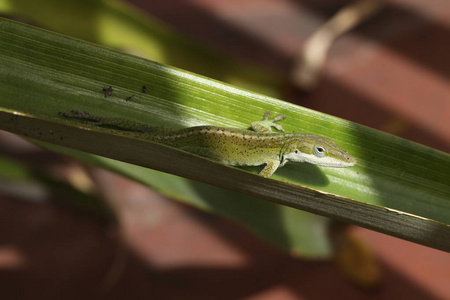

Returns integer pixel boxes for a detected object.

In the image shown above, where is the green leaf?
[1,18,449,255]
[0,0,280,97]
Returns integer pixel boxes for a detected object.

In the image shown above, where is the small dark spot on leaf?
[102,86,113,97]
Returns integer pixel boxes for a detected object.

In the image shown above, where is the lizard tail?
[58,110,164,133]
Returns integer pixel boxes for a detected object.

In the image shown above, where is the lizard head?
[283,135,357,168]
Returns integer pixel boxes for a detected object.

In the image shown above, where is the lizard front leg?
[251,111,287,133]
[259,160,281,177]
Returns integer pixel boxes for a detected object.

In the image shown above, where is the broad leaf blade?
[0,0,280,96]
[1,18,449,253]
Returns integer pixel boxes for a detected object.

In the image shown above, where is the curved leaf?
[0,18,449,254]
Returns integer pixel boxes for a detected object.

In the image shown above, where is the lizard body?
[60,111,356,177]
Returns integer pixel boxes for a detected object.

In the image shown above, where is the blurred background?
[0,0,449,299]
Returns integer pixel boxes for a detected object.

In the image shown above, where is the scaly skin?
[59,110,357,177]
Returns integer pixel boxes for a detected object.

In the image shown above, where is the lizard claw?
[263,111,286,122]
[271,114,287,122]
[262,110,272,120]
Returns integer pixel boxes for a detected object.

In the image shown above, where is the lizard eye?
[314,146,326,157]
[294,150,299,154]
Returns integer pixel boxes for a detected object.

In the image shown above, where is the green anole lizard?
[60,110,357,177]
